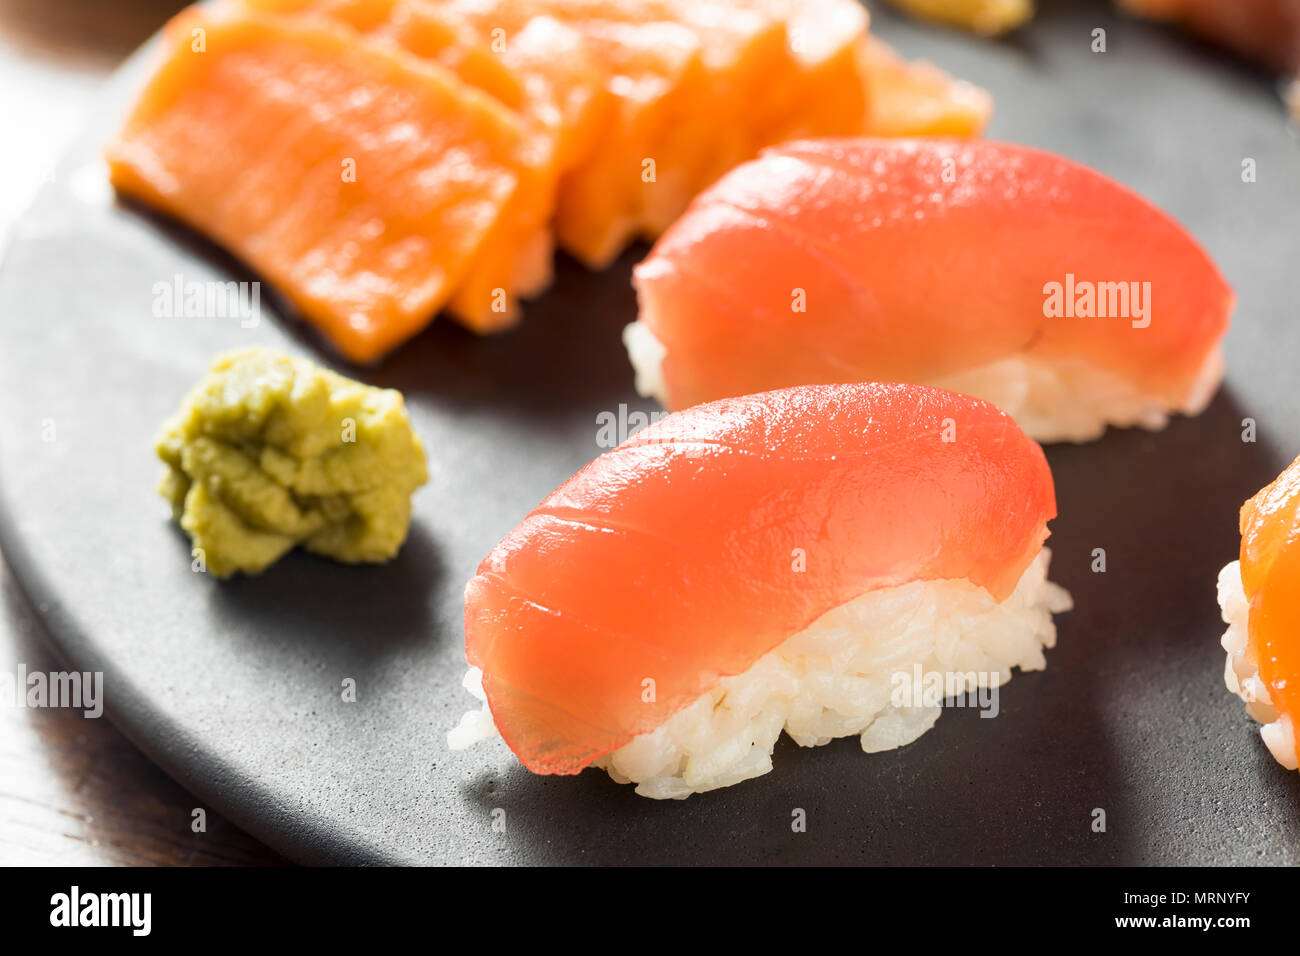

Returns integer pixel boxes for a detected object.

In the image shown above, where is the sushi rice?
[1217,560,1300,770]
[450,548,1071,799]
[624,323,1224,445]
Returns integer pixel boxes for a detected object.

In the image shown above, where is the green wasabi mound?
[156,347,428,578]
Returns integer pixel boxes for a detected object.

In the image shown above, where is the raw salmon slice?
[858,35,993,136]
[242,0,529,108]
[483,13,613,173]
[746,0,871,151]
[630,0,873,238]
[551,16,710,268]
[630,138,1232,441]
[464,382,1056,775]
[404,0,703,268]
[626,1,792,237]
[107,7,543,361]
[241,0,614,168]
[237,0,560,332]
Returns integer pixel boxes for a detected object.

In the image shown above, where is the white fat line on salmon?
[0,664,103,717]
[889,664,999,718]
[49,887,151,936]
[152,273,261,328]
[1042,273,1151,328]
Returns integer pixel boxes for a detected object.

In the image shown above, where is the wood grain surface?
[0,0,285,867]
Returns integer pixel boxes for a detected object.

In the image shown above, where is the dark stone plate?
[3,1,1300,864]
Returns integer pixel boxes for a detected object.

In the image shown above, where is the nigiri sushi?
[449,383,1071,798]
[1218,455,1300,771]
[626,138,1233,443]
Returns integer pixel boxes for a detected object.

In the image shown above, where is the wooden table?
[0,0,284,866]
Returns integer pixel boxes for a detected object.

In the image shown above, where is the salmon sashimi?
[629,0,871,237]
[549,17,706,267]
[236,0,560,332]
[747,0,871,147]
[1219,455,1300,771]
[107,7,547,360]
[625,1,792,237]
[241,0,528,109]
[244,0,609,163]
[483,13,614,172]
[450,383,1070,797]
[434,0,710,268]
[858,35,993,136]
[628,138,1233,442]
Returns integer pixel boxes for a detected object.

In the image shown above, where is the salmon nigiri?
[627,138,1233,443]
[449,383,1071,798]
[1218,455,1300,772]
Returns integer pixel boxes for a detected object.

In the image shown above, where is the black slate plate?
[4,1,1300,865]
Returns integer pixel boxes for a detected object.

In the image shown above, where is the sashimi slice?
[386,5,616,279]
[1219,455,1300,770]
[633,0,875,237]
[240,0,527,109]
[236,0,559,332]
[858,36,993,136]
[629,138,1232,442]
[549,18,708,268]
[429,0,708,268]
[626,1,792,236]
[106,8,542,361]
[463,383,1057,776]
[240,0,612,169]
[490,14,614,173]
[747,0,871,149]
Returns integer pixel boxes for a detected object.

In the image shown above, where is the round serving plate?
[2,1,1298,864]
